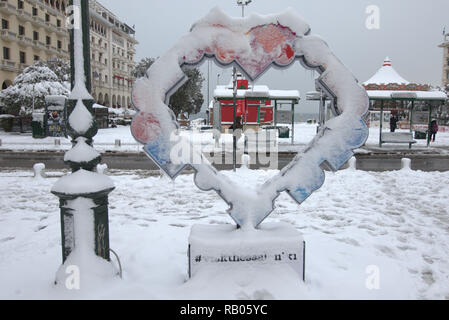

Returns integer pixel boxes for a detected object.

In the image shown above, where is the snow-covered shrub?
[0,61,70,116]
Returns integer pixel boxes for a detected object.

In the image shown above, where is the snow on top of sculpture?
[131,7,369,230]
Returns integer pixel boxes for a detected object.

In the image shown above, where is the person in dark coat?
[430,120,439,142]
[390,114,398,133]
[229,116,243,141]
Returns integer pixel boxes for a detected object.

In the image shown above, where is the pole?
[427,104,433,147]
[291,103,295,145]
[274,101,277,127]
[52,0,114,265]
[207,61,210,124]
[379,100,383,148]
[232,67,237,172]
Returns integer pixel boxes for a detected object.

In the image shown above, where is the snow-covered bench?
[381,132,416,149]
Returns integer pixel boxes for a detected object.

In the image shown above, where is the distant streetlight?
[231,1,252,172]
[237,0,252,18]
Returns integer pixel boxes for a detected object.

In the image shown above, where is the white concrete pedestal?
[188,222,305,281]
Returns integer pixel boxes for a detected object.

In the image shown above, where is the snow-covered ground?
[1,123,448,153]
[0,166,448,300]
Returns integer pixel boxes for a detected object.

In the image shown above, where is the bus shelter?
[212,78,300,144]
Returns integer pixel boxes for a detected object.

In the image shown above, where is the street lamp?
[231,1,252,172]
[237,0,252,18]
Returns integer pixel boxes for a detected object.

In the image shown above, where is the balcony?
[0,60,16,72]
[0,2,16,15]
[32,40,45,50]
[47,24,59,33]
[17,35,32,46]
[31,15,46,28]
[18,63,30,71]
[56,48,68,56]
[45,45,58,54]
[17,9,33,21]
[56,26,66,35]
[0,30,17,42]
[92,60,106,70]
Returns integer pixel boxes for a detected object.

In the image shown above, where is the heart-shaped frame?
[130,8,369,229]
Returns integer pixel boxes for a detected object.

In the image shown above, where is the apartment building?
[89,0,137,108]
[0,0,69,89]
[439,32,449,87]
[0,0,137,108]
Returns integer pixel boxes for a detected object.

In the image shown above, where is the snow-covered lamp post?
[51,0,115,279]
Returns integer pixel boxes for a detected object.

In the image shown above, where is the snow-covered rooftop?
[367,90,447,101]
[364,57,410,86]
[214,84,300,100]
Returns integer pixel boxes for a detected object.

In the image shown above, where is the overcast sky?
[101,0,449,113]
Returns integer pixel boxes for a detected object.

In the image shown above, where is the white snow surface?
[51,169,114,195]
[64,137,100,163]
[68,100,93,134]
[54,197,116,290]
[214,84,300,99]
[364,57,410,85]
[2,123,449,152]
[0,167,448,299]
[367,90,447,100]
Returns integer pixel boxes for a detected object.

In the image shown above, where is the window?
[57,40,62,49]
[33,31,39,41]
[46,36,51,45]
[3,47,10,60]
[2,19,9,30]
[45,14,50,22]
[447,71,449,80]
[32,7,38,16]
[18,0,24,9]
[34,55,39,62]
[18,25,25,36]
[19,51,26,64]
[57,19,61,27]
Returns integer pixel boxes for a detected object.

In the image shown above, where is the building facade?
[439,32,449,87]
[89,0,137,108]
[0,0,137,108]
[0,0,69,89]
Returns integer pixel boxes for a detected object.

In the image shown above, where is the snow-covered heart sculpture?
[130,8,369,229]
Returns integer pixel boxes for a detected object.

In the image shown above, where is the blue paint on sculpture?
[144,137,186,178]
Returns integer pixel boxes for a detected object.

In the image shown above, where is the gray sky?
[101,0,449,113]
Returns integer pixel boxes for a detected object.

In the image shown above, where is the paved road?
[1,150,449,172]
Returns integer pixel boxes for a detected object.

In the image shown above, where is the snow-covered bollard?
[115,139,121,148]
[241,154,251,169]
[348,157,357,171]
[33,163,46,179]
[55,139,61,146]
[401,158,412,171]
[96,163,108,175]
